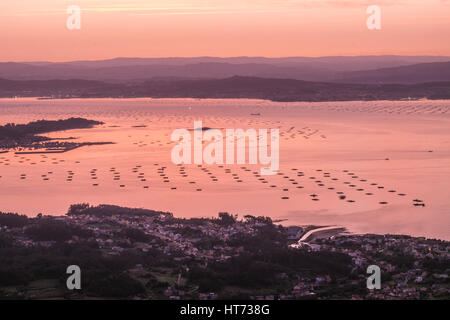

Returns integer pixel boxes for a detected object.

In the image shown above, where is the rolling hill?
[1,76,449,102]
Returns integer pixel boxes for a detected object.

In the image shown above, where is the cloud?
[2,0,446,17]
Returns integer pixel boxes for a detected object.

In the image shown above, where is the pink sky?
[1,0,450,61]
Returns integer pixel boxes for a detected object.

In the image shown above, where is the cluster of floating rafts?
[413,199,426,207]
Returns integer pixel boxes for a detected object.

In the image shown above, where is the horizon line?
[4,54,450,64]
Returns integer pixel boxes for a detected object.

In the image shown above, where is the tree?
[217,212,236,226]
[0,212,29,228]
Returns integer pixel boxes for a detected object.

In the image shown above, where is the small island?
[0,117,113,153]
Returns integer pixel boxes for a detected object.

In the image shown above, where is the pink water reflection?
[0,98,449,240]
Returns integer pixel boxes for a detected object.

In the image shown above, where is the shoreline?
[297,226,347,244]
[1,96,446,104]
[2,207,447,242]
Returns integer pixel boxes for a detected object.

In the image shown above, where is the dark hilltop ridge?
[0,204,448,300]
[137,76,450,101]
[0,117,111,152]
[332,61,450,84]
[67,203,172,218]
[1,76,450,102]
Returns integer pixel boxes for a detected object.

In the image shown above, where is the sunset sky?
[1,0,450,61]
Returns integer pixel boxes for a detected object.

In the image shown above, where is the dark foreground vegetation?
[0,205,448,300]
[67,203,172,218]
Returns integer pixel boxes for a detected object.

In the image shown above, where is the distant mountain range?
[1,56,450,84]
[334,61,450,84]
[2,76,450,102]
[1,56,450,101]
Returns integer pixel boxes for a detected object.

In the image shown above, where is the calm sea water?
[0,98,449,240]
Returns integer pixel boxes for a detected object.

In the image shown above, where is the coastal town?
[0,204,448,300]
